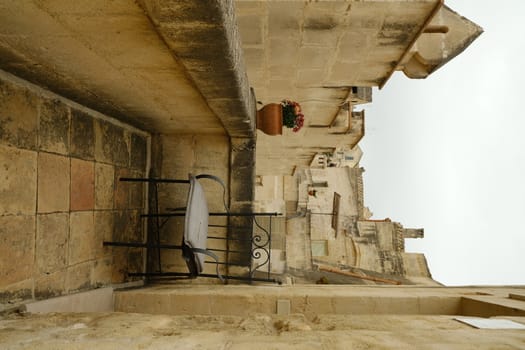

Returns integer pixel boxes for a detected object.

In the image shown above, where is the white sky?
[360,1,525,286]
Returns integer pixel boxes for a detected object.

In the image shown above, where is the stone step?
[114,285,463,318]
[114,285,525,319]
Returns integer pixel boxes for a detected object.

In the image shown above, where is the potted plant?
[282,99,305,132]
[256,100,305,135]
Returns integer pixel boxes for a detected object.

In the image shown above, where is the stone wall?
[150,134,230,278]
[141,0,255,138]
[0,71,149,304]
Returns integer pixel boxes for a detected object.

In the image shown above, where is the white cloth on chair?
[183,174,209,273]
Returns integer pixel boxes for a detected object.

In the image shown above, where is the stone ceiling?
[0,0,230,134]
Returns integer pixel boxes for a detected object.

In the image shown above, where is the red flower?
[281,99,305,132]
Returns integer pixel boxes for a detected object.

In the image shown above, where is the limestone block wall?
[0,71,149,304]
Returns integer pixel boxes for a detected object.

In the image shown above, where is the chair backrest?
[183,175,209,273]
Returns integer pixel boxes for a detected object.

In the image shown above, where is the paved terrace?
[4,285,524,349]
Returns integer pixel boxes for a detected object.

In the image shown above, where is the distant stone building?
[240,1,482,284]
[255,158,433,285]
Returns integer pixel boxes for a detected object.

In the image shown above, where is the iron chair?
[103,174,280,284]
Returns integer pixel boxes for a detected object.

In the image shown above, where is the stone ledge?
[142,0,256,138]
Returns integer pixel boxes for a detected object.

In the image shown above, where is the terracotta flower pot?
[256,103,283,135]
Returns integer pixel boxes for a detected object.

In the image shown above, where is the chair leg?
[190,247,224,282]
[117,177,190,274]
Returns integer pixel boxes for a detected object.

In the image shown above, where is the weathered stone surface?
[70,158,95,211]
[0,279,32,304]
[130,133,147,170]
[39,98,70,155]
[206,96,254,137]
[0,79,38,150]
[194,134,229,167]
[0,145,37,215]
[237,13,263,45]
[128,248,144,278]
[38,152,70,213]
[95,162,114,210]
[92,257,112,287]
[34,270,66,300]
[0,215,35,287]
[94,210,114,259]
[148,134,162,178]
[114,167,130,209]
[66,261,92,292]
[95,119,129,166]
[230,137,255,203]
[228,202,254,266]
[143,0,254,137]
[160,134,195,179]
[230,167,254,202]
[70,109,95,160]
[113,210,142,243]
[112,248,129,283]
[69,211,95,265]
[36,213,68,274]
[129,169,144,210]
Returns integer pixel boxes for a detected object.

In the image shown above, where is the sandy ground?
[1,312,525,349]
